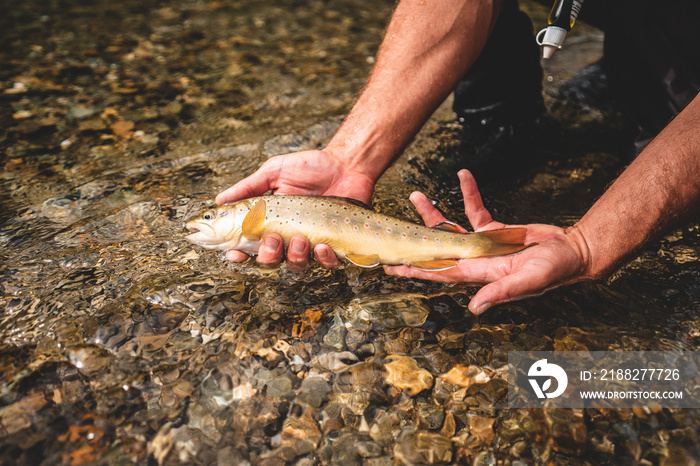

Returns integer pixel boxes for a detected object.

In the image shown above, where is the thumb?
[216,163,281,205]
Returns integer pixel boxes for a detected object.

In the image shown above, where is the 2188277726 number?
[600,368,680,381]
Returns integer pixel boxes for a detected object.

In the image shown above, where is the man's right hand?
[216,149,375,206]
[216,149,375,268]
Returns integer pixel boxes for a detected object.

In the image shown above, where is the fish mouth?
[185,221,219,245]
[186,221,215,236]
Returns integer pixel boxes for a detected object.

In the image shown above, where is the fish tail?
[478,227,528,256]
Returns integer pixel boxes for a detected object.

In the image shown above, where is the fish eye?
[203,211,215,221]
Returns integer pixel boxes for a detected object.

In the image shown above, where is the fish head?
[185,202,249,250]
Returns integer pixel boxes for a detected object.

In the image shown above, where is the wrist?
[325,124,397,183]
[563,224,597,280]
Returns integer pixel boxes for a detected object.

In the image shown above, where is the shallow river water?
[1,0,699,464]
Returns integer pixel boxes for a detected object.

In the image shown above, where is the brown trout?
[185,195,527,270]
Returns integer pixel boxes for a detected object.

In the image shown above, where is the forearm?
[327,0,502,182]
[574,93,700,279]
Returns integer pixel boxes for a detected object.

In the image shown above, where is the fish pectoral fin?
[431,221,465,234]
[345,254,381,268]
[410,259,459,271]
[241,199,266,240]
[478,227,528,256]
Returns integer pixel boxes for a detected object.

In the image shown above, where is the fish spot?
[364,223,369,228]
[402,233,407,238]
[386,228,392,233]
[353,226,358,231]
[306,211,310,215]
[422,236,428,241]
[462,238,466,242]
[332,220,337,224]
[377,220,382,224]
[435,237,440,242]
[345,218,350,223]
[321,213,326,217]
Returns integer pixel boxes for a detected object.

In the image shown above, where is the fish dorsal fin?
[410,259,459,271]
[431,221,466,234]
[241,199,266,240]
[345,254,381,268]
[325,196,372,210]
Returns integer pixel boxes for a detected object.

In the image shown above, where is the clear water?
[1,0,698,464]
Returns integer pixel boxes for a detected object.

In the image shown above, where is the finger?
[467,270,545,315]
[458,169,502,231]
[215,160,281,205]
[256,234,284,266]
[383,264,469,283]
[384,254,506,284]
[313,244,339,269]
[225,249,250,262]
[286,235,310,268]
[409,192,448,227]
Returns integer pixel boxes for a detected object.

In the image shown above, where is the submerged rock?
[394,427,452,464]
[280,410,322,459]
[383,355,434,397]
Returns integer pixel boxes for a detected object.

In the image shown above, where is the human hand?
[384,170,591,314]
[216,149,376,268]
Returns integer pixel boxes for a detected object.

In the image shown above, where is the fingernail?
[315,247,329,261]
[291,238,306,255]
[262,236,281,253]
[474,302,491,315]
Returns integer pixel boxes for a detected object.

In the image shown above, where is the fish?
[185,195,528,270]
